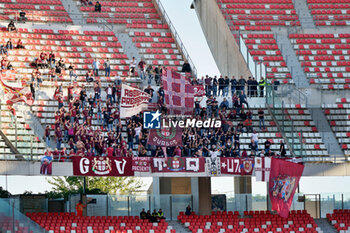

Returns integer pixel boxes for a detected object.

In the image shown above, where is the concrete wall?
[193,0,251,77]
[198,177,212,215]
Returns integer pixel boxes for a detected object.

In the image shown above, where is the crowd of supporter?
[45,69,285,160]
[0,21,285,160]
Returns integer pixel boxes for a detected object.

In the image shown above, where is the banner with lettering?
[72,157,134,176]
[151,157,205,173]
[193,85,205,97]
[120,84,150,118]
[220,158,254,176]
[132,157,151,172]
[147,126,183,147]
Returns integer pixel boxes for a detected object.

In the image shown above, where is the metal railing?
[266,85,305,157]
[154,0,197,77]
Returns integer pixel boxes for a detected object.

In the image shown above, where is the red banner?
[151,157,205,173]
[269,158,304,218]
[147,127,182,147]
[72,157,134,176]
[220,158,254,176]
[193,85,205,97]
[132,157,151,172]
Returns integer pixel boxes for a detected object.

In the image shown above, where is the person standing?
[218,75,225,96]
[224,76,230,96]
[238,76,246,93]
[252,77,258,97]
[239,90,249,109]
[129,57,137,77]
[230,76,237,96]
[247,77,252,97]
[92,58,99,76]
[259,77,266,97]
[258,108,265,130]
[75,200,86,217]
[138,58,146,80]
[104,58,111,77]
[204,75,212,96]
[212,76,218,97]
[279,140,286,157]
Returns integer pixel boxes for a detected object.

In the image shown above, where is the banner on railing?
[40,154,52,175]
[193,85,206,97]
[72,157,134,176]
[132,157,151,172]
[151,157,205,173]
[220,158,254,176]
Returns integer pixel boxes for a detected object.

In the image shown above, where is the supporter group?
[1,20,286,162]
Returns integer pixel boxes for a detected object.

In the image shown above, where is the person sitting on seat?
[86,69,94,82]
[95,1,102,12]
[19,10,27,22]
[146,210,151,220]
[16,39,25,49]
[8,21,16,32]
[158,209,165,219]
[140,208,147,219]
[151,209,159,222]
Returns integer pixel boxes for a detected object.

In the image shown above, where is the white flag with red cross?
[254,157,271,182]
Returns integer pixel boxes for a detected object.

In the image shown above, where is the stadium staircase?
[314,218,338,233]
[271,28,310,88]
[167,221,191,233]
[60,0,85,25]
[309,108,344,157]
[292,0,316,29]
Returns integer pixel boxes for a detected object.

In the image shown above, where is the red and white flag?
[269,158,304,218]
[0,73,34,107]
[254,157,271,181]
[162,69,194,115]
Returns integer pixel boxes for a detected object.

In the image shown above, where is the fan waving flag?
[0,73,34,107]
[162,69,194,115]
[120,84,151,118]
[269,158,304,218]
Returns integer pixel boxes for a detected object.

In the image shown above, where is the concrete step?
[315,218,338,233]
[167,220,192,233]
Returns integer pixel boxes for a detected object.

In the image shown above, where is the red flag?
[268,158,304,218]
[162,69,194,115]
[0,73,34,107]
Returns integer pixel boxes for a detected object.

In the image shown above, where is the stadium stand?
[178,210,321,233]
[26,212,175,233]
[327,209,350,232]
[290,33,350,89]
[217,0,300,29]
[241,33,291,82]
[216,0,296,84]
[273,104,328,157]
[72,0,186,73]
[323,98,350,156]
[0,0,72,24]
[308,0,350,26]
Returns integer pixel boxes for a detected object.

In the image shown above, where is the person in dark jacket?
[181,60,191,73]
[279,140,286,157]
[95,1,102,12]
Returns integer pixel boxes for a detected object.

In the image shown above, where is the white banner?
[120,84,150,118]
[254,157,271,182]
